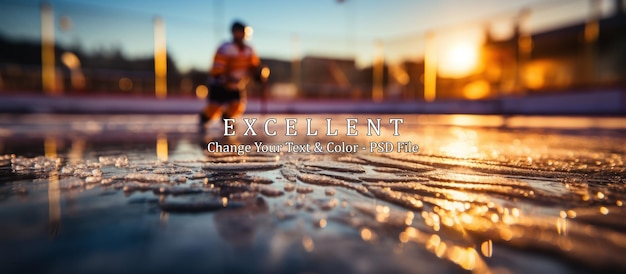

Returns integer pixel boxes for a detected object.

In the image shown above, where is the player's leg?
[199,103,222,133]
[202,103,223,120]
[223,89,246,119]
[199,84,227,132]
[224,100,246,119]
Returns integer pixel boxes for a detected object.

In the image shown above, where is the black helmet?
[231,21,246,32]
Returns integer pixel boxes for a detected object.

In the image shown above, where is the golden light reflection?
[512,208,520,218]
[375,205,390,223]
[319,218,327,229]
[432,212,441,231]
[556,217,568,236]
[426,234,441,250]
[439,128,479,159]
[119,77,133,91]
[460,213,473,224]
[401,227,490,272]
[499,228,513,241]
[156,134,168,161]
[195,84,209,99]
[399,231,409,243]
[566,210,577,218]
[524,60,574,90]
[600,206,609,215]
[441,215,455,227]
[462,80,490,100]
[440,114,503,128]
[49,170,61,238]
[360,228,373,241]
[519,36,533,54]
[61,52,80,69]
[302,236,314,252]
[490,213,499,223]
[440,142,478,159]
[447,191,471,204]
[435,241,447,258]
[558,238,573,251]
[582,194,590,202]
[390,64,410,85]
[68,138,85,164]
[260,66,271,80]
[405,211,414,226]
[481,240,493,257]
[524,62,546,89]
[450,246,479,271]
[44,137,57,158]
[584,21,599,43]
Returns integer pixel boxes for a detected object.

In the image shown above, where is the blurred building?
[300,56,356,98]
[480,3,626,97]
[0,35,181,95]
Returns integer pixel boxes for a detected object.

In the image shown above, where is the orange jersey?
[210,41,260,89]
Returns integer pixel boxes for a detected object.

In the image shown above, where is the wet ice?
[2,115,626,273]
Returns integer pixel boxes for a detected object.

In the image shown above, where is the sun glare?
[438,42,479,78]
[244,26,254,40]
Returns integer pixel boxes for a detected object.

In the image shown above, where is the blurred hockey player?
[199,20,266,132]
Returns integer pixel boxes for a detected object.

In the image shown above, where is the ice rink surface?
[1,114,625,273]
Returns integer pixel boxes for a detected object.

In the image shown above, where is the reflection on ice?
[48,170,61,238]
[1,114,625,273]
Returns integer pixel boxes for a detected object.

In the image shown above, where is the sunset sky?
[0,0,615,71]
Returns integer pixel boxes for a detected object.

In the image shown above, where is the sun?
[438,42,479,78]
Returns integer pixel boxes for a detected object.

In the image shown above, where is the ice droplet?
[229,191,257,200]
[85,176,101,184]
[319,198,339,211]
[325,188,336,196]
[123,182,157,193]
[296,186,314,194]
[12,156,60,173]
[284,183,296,192]
[99,155,128,167]
[58,177,85,190]
[124,173,170,183]
[250,184,284,197]
[360,228,374,241]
